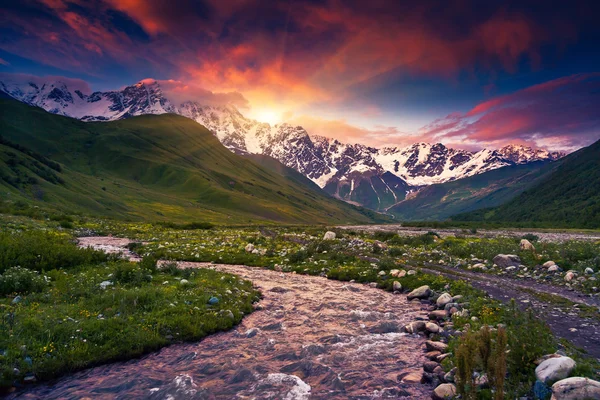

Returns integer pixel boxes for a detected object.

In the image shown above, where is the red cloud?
[421,73,600,151]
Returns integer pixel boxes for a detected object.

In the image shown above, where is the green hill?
[453,138,600,228]
[0,98,383,224]
[387,161,554,221]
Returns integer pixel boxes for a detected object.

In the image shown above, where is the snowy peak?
[0,76,565,211]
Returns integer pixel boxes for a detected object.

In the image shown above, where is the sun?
[254,109,281,125]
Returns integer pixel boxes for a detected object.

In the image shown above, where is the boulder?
[471,263,487,270]
[393,281,402,292]
[245,243,255,253]
[407,270,417,276]
[543,261,557,268]
[425,340,449,353]
[585,267,594,275]
[493,254,521,268]
[400,371,422,383]
[432,383,457,400]
[520,239,536,251]
[323,231,336,240]
[551,377,600,400]
[425,351,442,360]
[407,285,431,300]
[548,265,560,273]
[390,269,400,277]
[436,293,453,308]
[535,356,576,384]
[404,321,426,334]
[423,361,439,373]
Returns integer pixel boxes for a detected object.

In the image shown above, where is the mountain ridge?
[0,76,565,211]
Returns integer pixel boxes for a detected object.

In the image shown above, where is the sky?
[1,0,599,152]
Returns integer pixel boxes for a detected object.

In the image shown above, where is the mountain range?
[0,77,565,212]
[0,96,382,224]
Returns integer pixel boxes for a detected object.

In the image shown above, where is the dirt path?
[13,262,431,399]
[420,263,600,360]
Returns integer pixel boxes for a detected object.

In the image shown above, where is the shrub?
[0,267,47,295]
[521,233,539,242]
[0,231,108,273]
[112,263,152,286]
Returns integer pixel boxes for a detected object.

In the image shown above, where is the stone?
[23,373,36,384]
[425,340,448,353]
[423,361,439,373]
[585,267,594,275]
[323,231,336,240]
[398,270,407,278]
[471,263,487,270]
[393,281,402,292]
[430,310,448,320]
[405,321,427,333]
[399,371,422,383]
[245,328,260,338]
[551,377,600,400]
[99,281,113,290]
[179,279,189,285]
[432,383,457,400]
[436,293,453,308]
[543,261,557,268]
[373,240,388,250]
[11,296,22,305]
[208,296,220,305]
[244,243,255,253]
[425,351,442,360]
[407,285,431,300]
[548,265,560,273]
[564,271,576,282]
[535,356,576,384]
[390,269,400,277]
[520,239,536,251]
[407,270,417,276]
[493,254,521,268]
[425,322,440,333]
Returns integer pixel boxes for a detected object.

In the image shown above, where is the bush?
[112,263,152,286]
[0,267,47,295]
[0,231,108,273]
[521,233,539,242]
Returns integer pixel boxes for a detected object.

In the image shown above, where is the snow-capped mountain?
[0,77,565,211]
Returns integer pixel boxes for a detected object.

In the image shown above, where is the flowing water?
[10,239,431,399]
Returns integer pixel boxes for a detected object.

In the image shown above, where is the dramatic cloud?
[138,78,249,108]
[420,73,600,151]
[0,72,92,94]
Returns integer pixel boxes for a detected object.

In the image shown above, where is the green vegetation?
[0,98,385,225]
[0,229,259,388]
[454,138,600,228]
[389,161,554,221]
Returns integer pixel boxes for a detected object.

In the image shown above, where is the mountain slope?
[453,138,600,228]
[388,161,554,220]
[0,77,564,212]
[0,98,382,224]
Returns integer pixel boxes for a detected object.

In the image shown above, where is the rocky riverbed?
[11,257,432,399]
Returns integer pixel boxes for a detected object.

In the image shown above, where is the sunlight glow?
[253,109,281,125]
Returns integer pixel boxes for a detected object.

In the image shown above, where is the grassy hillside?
[453,138,600,228]
[388,161,554,221]
[0,98,382,224]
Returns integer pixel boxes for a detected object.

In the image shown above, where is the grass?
[0,97,385,225]
[0,230,259,389]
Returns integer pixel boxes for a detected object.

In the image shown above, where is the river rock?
[493,254,521,268]
[543,261,557,268]
[432,383,457,400]
[393,281,402,291]
[407,270,417,276]
[323,231,336,240]
[436,293,453,308]
[423,361,439,373]
[407,285,431,300]
[425,351,441,360]
[551,377,600,400]
[548,265,560,273]
[245,243,255,253]
[425,340,448,353]
[535,356,576,384]
[390,269,400,277]
[430,310,448,320]
[404,321,426,334]
[426,322,440,333]
[400,371,422,383]
[520,239,536,251]
[471,263,487,270]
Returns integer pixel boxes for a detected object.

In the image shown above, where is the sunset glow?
[0,1,598,151]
